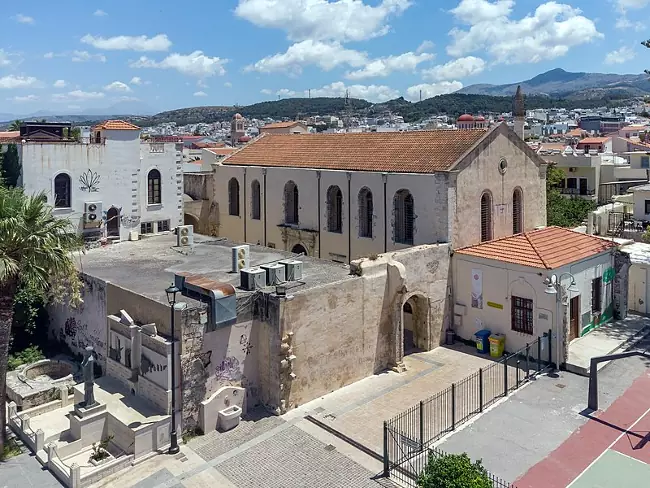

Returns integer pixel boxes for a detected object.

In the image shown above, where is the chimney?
[513,85,525,140]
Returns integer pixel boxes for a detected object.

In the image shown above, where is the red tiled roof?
[0,131,20,142]
[93,120,140,130]
[455,227,616,269]
[261,121,304,129]
[577,137,610,145]
[223,130,489,173]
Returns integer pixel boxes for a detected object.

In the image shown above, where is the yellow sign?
[487,301,503,310]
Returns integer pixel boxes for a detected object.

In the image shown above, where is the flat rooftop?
[78,234,354,305]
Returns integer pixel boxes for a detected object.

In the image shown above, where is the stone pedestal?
[69,402,107,448]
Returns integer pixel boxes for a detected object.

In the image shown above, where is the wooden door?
[569,296,580,341]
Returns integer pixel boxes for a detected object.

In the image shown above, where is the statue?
[81,346,97,408]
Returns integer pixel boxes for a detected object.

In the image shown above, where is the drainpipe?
[263,169,267,246]
[243,169,247,243]
[317,171,322,259]
[347,172,352,263]
[383,173,388,253]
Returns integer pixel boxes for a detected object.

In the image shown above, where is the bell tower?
[513,85,525,140]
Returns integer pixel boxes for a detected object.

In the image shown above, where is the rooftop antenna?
[308,89,311,99]
[420,90,422,103]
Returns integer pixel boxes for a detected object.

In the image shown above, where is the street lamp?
[165,283,180,455]
[544,273,579,370]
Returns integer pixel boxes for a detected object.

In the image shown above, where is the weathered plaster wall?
[452,131,547,249]
[48,273,108,365]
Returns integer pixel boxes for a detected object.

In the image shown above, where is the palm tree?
[7,120,22,131]
[0,187,83,452]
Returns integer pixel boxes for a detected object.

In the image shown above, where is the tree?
[418,452,493,488]
[0,144,21,187]
[643,39,650,75]
[546,165,597,228]
[0,186,83,452]
[7,120,22,131]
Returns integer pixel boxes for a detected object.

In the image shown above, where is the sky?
[1,0,649,115]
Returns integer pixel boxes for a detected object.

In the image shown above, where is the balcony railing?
[559,188,595,196]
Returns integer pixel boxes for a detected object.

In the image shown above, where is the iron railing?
[384,331,553,487]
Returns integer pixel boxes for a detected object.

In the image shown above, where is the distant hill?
[458,68,650,99]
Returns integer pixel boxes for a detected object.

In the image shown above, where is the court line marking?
[610,449,650,467]
[567,405,650,488]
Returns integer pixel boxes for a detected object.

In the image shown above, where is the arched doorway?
[106,207,120,238]
[403,294,428,354]
[184,213,200,230]
[291,243,308,256]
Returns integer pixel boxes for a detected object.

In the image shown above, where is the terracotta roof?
[455,227,616,269]
[223,130,488,173]
[577,137,610,145]
[93,120,140,130]
[567,128,586,137]
[0,131,20,142]
[261,121,304,129]
[458,114,474,121]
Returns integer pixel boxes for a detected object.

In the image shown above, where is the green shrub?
[0,437,22,460]
[7,346,45,371]
[418,452,493,488]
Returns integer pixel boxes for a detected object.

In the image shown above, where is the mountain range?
[457,68,650,99]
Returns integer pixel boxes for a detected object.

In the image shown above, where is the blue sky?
[1,0,649,115]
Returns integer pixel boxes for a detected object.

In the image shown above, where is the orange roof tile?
[93,120,140,130]
[261,121,305,129]
[455,227,616,269]
[223,130,488,173]
[577,137,610,145]
[0,131,20,142]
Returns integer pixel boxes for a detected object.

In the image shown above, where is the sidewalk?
[566,315,649,376]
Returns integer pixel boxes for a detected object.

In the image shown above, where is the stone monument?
[81,346,97,408]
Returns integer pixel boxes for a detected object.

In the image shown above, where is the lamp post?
[165,283,180,455]
[544,273,579,369]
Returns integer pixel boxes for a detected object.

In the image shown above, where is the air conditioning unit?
[84,201,102,226]
[279,259,303,281]
[261,263,286,286]
[240,268,266,291]
[176,225,194,247]
[231,245,250,273]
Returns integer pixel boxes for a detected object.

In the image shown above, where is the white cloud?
[417,40,435,54]
[52,90,105,101]
[447,0,602,64]
[406,82,463,101]
[81,34,171,52]
[130,76,143,85]
[193,91,208,97]
[422,56,485,81]
[197,79,208,88]
[277,88,298,97]
[131,51,228,77]
[224,82,233,88]
[616,0,650,10]
[44,52,54,59]
[615,15,644,31]
[345,51,434,80]
[53,79,67,88]
[104,81,132,92]
[93,9,108,16]
[0,75,39,89]
[13,14,34,24]
[115,96,140,102]
[71,50,106,62]
[8,94,38,102]
[235,0,412,42]
[308,81,400,102]
[604,46,635,65]
[260,88,273,95]
[246,40,367,74]
[0,49,13,67]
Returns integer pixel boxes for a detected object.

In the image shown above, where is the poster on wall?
[471,269,483,309]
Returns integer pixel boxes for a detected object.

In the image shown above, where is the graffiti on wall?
[140,353,168,376]
[240,334,253,355]
[60,316,106,361]
[79,169,100,192]
[215,356,241,381]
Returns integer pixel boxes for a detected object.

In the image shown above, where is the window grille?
[251,180,261,220]
[54,173,71,208]
[513,188,523,234]
[511,296,533,334]
[327,185,343,233]
[147,169,161,205]
[284,181,299,225]
[358,187,373,238]
[228,178,240,216]
[394,190,414,245]
[481,192,492,242]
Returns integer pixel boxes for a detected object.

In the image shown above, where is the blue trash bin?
[474,329,492,354]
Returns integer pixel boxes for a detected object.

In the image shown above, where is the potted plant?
[89,435,114,466]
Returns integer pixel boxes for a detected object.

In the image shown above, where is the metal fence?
[383,331,553,487]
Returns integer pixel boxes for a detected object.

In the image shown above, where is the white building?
[19,120,183,241]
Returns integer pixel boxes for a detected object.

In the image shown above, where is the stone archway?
[291,243,308,256]
[184,213,200,230]
[402,294,429,355]
[106,207,120,238]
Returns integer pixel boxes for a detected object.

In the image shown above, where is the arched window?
[147,169,161,205]
[358,187,373,238]
[251,180,261,220]
[54,173,71,208]
[513,188,523,234]
[326,185,343,233]
[228,178,240,216]
[284,181,299,225]
[481,191,492,242]
[394,189,414,245]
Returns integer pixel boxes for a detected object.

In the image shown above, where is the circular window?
[498,158,508,174]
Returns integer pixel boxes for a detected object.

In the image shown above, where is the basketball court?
[516,370,650,488]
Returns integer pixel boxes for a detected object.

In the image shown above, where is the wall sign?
[487,301,503,310]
